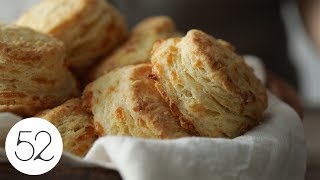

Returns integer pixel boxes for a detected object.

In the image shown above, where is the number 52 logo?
[5,118,63,175]
[15,131,54,162]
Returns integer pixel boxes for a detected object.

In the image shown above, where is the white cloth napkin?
[0,56,306,180]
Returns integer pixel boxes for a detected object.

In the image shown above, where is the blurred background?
[0,0,318,179]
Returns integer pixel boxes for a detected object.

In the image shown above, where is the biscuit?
[16,0,127,69]
[0,24,79,116]
[83,64,190,139]
[151,29,268,137]
[37,98,97,157]
[91,16,178,80]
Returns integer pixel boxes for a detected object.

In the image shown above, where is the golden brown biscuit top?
[151,29,267,126]
[38,98,90,125]
[181,30,267,119]
[132,16,176,35]
[0,24,64,62]
[90,16,178,80]
[16,0,103,34]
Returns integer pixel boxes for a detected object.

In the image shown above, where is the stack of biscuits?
[0,0,267,157]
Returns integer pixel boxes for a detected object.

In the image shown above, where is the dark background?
[110,0,298,89]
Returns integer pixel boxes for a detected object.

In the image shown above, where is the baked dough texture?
[91,16,178,80]
[83,64,189,139]
[16,0,127,69]
[37,98,97,157]
[0,24,79,116]
[151,29,268,137]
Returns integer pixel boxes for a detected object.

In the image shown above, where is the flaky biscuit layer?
[151,29,267,137]
[83,64,189,139]
[16,0,127,68]
[0,24,79,116]
[37,98,97,157]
